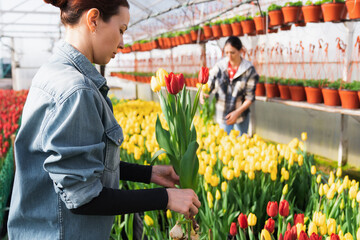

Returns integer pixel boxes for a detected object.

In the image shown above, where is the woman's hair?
[44,0,130,26]
[224,36,242,51]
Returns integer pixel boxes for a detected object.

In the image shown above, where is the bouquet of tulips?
[150,67,209,238]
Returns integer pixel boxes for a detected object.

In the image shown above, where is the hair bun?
[43,0,67,8]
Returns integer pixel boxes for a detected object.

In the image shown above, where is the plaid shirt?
[208,58,259,124]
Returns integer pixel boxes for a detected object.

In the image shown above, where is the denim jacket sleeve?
[42,82,105,209]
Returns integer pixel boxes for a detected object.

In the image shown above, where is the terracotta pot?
[220,24,232,37]
[321,2,346,22]
[358,91,360,102]
[255,83,266,96]
[240,20,256,35]
[190,30,205,42]
[179,35,185,45]
[171,37,177,47]
[254,16,267,34]
[265,83,280,98]
[302,5,322,23]
[339,89,360,109]
[346,0,360,19]
[211,25,223,38]
[268,10,284,26]
[268,28,278,33]
[281,25,292,31]
[278,84,291,100]
[183,33,192,44]
[295,11,306,26]
[289,85,306,101]
[203,25,213,39]
[282,6,302,23]
[322,88,341,106]
[305,87,323,103]
[231,22,243,36]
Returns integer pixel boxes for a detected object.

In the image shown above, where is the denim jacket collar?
[55,40,106,89]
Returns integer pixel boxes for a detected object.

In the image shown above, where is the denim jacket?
[8,40,124,240]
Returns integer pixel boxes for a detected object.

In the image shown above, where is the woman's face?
[92,6,130,65]
[224,43,241,62]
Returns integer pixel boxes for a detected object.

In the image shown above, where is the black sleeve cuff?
[120,161,152,183]
[70,187,168,215]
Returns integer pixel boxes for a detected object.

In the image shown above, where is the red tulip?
[267,201,278,217]
[287,222,292,231]
[237,213,248,229]
[230,222,237,236]
[284,230,294,240]
[310,233,322,240]
[165,72,185,95]
[294,213,304,225]
[330,234,340,240]
[265,218,275,233]
[198,67,209,84]
[291,226,297,240]
[279,233,284,240]
[299,231,309,240]
[279,200,289,217]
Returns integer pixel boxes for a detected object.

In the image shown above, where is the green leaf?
[191,86,202,119]
[155,115,174,156]
[180,141,199,190]
[150,149,167,165]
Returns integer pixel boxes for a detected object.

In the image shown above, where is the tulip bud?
[340,199,345,210]
[357,191,360,203]
[248,171,255,180]
[165,72,184,95]
[318,224,327,236]
[166,209,172,219]
[221,181,227,192]
[261,229,271,240]
[198,67,209,84]
[327,218,336,236]
[298,155,304,166]
[265,218,275,233]
[317,174,322,184]
[308,222,318,236]
[229,222,237,236]
[248,213,257,226]
[344,233,354,240]
[279,200,290,217]
[349,186,357,200]
[238,213,248,229]
[150,76,161,92]
[283,184,289,195]
[356,227,360,240]
[294,213,305,225]
[156,68,168,87]
[299,231,309,240]
[310,233,322,240]
[330,233,340,240]
[311,166,316,175]
[204,182,208,191]
[215,189,221,200]
[267,201,278,217]
[336,168,342,178]
[301,132,307,141]
[144,215,154,226]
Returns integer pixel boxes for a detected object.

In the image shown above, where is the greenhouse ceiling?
[0,0,277,42]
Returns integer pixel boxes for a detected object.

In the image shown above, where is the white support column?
[343,22,355,82]
[338,114,348,166]
[10,37,17,90]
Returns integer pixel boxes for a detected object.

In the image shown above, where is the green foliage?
[288,78,304,86]
[222,19,231,24]
[284,1,303,7]
[304,79,325,88]
[212,20,223,26]
[305,0,322,5]
[326,80,341,89]
[268,3,282,12]
[229,16,239,24]
[279,78,290,85]
[341,81,360,91]
[199,97,216,125]
[259,75,266,83]
[266,76,280,84]
[255,11,267,17]
[245,16,254,20]
[321,0,344,3]
[204,22,211,26]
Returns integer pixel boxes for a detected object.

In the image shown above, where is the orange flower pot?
[282,6,302,24]
[220,24,233,37]
[322,88,341,106]
[231,22,243,36]
[255,83,266,96]
[190,30,205,42]
[254,16,267,34]
[211,25,223,38]
[321,2,346,22]
[289,85,306,101]
[302,5,322,23]
[346,0,360,19]
[265,83,280,98]
[240,20,256,35]
[339,89,360,109]
[278,84,291,100]
[203,25,213,39]
[183,33,192,44]
[268,10,284,27]
[305,87,323,103]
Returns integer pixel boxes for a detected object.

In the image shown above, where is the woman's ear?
[86,8,100,33]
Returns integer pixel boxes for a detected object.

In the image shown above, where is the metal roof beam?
[0,10,59,15]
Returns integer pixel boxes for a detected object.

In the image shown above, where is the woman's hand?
[225,110,240,125]
[150,165,180,188]
[199,91,209,105]
[166,188,201,219]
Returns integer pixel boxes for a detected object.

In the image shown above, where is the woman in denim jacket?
[7,0,200,239]
[201,36,259,136]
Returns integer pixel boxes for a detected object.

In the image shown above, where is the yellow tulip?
[155,68,168,87]
[344,175,350,188]
[283,184,289,195]
[283,170,289,181]
[356,191,360,203]
[221,181,228,192]
[299,141,304,151]
[340,199,345,210]
[352,199,356,209]
[248,213,257,226]
[338,184,344,195]
[207,191,213,206]
[226,170,234,181]
[298,155,304,166]
[323,184,330,195]
[144,215,154,226]
[166,209,172,219]
[261,229,271,240]
[301,132,307,141]
[270,171,277,181]
[327,218,336,235]
[215,189,221,200]
[317,174,322,184]
[318,224,327,236]
[311,166,317,175]
[296,223,306,238]
[344,233,354,240]
[349,186,357,200]
[328,172,335,186]
[248,171,255,180]
[308,222,318,236]
[356,227,360,240]
[204,182,208,191]
[210,175,220,187]
[336,167,342,178]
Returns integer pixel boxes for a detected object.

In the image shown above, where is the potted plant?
[346,0,360,19]
[268,4,284,27]
[321,0,346,22]
[254,11,267,34]
[211,20,223,38]
[288,78,306,101]
[203,22,213,39]
[302,0,323,23]
[322,79,341,106]
[240,16,256,35]
[282,1,303,24]
[265,77,280,98]
[278,78,291,99]
[190,26,205,42]
[220,19,233,37]
[229,16,243,36]
[339,81,360,109]
[183,30,192,44]
[304,79,324,103]
[255,75,266,96]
